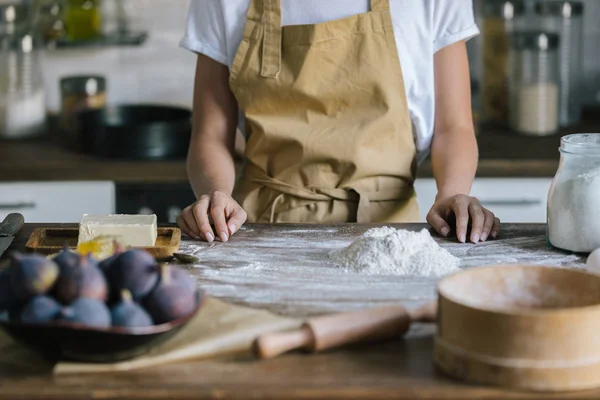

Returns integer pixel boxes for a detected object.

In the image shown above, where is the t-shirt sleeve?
[179,0,229,66]
[432,0,480,53]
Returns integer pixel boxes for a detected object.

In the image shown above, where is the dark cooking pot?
[77,105,192,160]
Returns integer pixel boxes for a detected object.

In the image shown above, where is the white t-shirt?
[180,0,479,163]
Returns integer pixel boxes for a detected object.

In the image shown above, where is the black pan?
[77,105,192,160]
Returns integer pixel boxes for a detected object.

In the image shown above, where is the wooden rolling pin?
[253,302,437,359]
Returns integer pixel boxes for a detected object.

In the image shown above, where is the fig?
[52,247,80,270]
[110,289,154,328]
[52,252,108,304]
[58,298,111,328]
[107,249,159,301]
[98,241,125,275]
[169,267,197,293]
[143,265,198,324]
[9,253,59,301]
[20,295,62,324]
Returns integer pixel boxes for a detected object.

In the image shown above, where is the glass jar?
[0,2,47,140]
[481,0,525,125]
[534,1,584,128]
[34,0,66,45]
[64,0,101,42]
[547,134,600,253]
[509,31,560,136]
[60,75,106,136]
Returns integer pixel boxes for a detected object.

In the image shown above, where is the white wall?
[42,0,195,114]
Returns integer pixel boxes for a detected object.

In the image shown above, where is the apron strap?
[261,0,282,79]
[258,0,389,79]
[370,0,391,12]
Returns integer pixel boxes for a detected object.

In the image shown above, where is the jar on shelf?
[60,75,106,137]
[509,31,560,136]
[534,1,585,128]
[64,0,101,42]
[0,2,47,140]
[34,0,66,45]
[547,134,600,253]
[481,0,525,125]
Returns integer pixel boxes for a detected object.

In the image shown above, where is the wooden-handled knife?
[253,301,438,359]
[0,213,25,259]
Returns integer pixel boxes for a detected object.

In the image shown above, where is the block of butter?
[78,214,158,247]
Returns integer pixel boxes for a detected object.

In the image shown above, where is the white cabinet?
[414,178,553,223]
[0,182,115,223]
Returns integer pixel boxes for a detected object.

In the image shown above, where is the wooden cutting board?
[24,227,181,260]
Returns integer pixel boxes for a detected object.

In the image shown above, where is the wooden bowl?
[434,265,600,392]
[0,291,205,363]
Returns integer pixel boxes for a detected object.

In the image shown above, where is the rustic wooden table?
[0,223,597,399]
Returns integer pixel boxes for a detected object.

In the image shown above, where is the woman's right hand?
[177,191,247,243]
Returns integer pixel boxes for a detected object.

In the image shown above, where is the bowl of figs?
[0,247,205,363]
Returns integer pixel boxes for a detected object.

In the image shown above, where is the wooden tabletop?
[2,117,599,183]
[1,223,598,399]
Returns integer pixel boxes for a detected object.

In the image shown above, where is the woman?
[177,0,501,244]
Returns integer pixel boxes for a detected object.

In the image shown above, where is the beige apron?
[229,0,420,223]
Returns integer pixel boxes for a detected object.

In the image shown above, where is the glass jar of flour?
[547,134,600,253]
[509,31,560,136]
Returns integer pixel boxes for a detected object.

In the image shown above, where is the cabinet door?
[414,178,553,223]
[0,182,115,223]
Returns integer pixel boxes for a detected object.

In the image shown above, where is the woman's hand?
[427,194,501,243]
[177,191,247,243]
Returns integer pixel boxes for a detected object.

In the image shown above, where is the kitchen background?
[0,0,599,224]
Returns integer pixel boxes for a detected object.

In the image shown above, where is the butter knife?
[0,213,25,259]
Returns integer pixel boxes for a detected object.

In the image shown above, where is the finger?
[192,196,215,242]
[426,209,451,237]
[181,207,201,239]
[226,205,247,236]
[468,202,485,243]
[491,217,502,239]
[176,214,195,239]
[210,192,230,242]
[451,198,470,243]
[480,210,495,242]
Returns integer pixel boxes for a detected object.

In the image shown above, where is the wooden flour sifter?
[254,265,600,392]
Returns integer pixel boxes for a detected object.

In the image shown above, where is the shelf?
[53,30,148,49]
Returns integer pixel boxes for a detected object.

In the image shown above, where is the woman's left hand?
[426,194,501,243]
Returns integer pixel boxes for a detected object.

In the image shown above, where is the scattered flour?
[329,227,461,277]
[548,165,600,253]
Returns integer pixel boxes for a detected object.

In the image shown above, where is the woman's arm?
[178,54,247,243]
[426,41,501,243]
[187,54,238,197]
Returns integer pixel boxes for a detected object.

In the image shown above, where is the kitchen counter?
[0,222,595,399]
[1,114,599,183]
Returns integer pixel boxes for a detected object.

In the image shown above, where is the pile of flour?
[548,166,600,253]
[329,227,460,277]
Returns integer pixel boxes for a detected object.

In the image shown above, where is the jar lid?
[560,134,600,155]
[0,3,29,33]
[483,0,525,19]
[535,1,584,17]
[511,31,560,51]
[61,76,107,96]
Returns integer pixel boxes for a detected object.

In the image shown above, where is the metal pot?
[76,104,192,160]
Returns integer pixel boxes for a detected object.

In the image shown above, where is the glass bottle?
[509,31,560,136]
[481,0,525,126]
[64,0,101,41]
[547,134,600,253]
[0,2,47,139]
[534,1,585,127]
